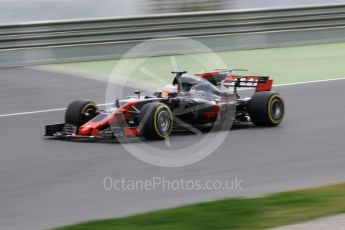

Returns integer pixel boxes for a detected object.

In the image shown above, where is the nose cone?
[78,125,93,136]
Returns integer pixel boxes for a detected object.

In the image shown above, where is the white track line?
[0,103,112,118]
[273,77,345,87]
[0,108,66,117]
[0,78,345,118]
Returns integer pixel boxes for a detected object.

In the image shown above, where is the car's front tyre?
[65,100,98,128]
[139,102,173,140]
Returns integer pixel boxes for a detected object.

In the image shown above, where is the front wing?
[45,123,140,140]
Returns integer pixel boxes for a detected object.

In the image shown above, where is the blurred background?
[1,1,345,230]
[1,0,345,23]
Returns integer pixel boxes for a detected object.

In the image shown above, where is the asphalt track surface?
[1,67,345,230]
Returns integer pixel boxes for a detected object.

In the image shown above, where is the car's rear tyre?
[139,102,173,140]
[248,91,284,126]
[65,100,98,127]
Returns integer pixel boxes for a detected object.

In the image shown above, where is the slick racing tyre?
[248,91,284,126]
[65,100,98,127]
[139,102,173,140]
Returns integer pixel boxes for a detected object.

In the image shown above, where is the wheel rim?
[82,105,97,122]
[271,98,283,120]
[157,110,171,133]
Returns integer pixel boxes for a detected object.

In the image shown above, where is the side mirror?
[134,90,141,99]
[172,71,187,85]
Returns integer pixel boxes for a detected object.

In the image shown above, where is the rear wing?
[224,75,273,92]
[195,71,273,92]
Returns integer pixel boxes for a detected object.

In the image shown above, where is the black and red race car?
[45,70,285,140]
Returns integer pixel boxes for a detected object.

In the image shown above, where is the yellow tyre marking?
[81,103,97,114]
[267,94,284,124]
[153,104,173,138]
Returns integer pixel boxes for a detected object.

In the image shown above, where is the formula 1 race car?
[45,70,285,140]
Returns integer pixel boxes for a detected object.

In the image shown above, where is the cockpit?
[156,74,223,98]
[177,75,222,95]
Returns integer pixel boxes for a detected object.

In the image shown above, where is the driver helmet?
[162,84,178,97]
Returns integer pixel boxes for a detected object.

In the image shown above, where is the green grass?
[55,183,345,230]
[44,42,345,88]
